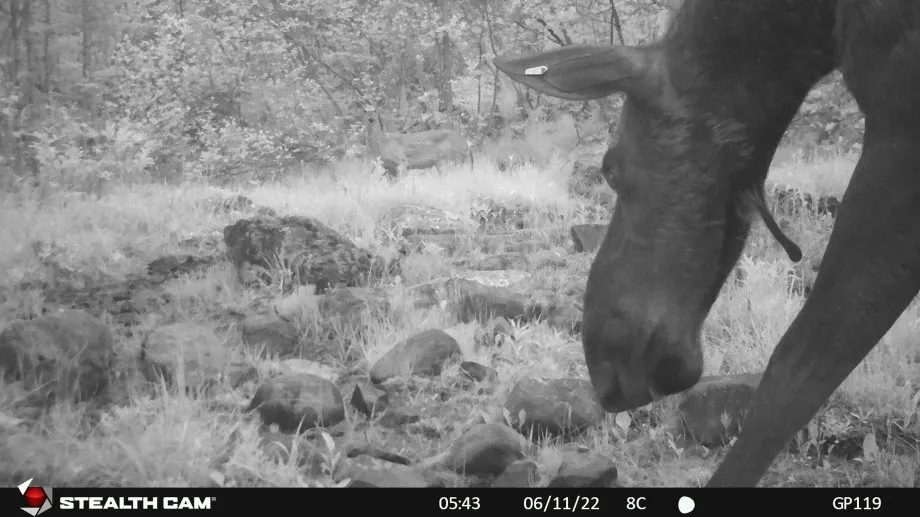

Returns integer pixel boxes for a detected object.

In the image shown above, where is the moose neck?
[665,0,839,188]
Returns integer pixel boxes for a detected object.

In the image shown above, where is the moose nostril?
[650,354,701,396]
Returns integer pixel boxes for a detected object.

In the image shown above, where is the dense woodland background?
[2,0,865,192]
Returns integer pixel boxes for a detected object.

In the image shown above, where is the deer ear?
[493,45,657,101]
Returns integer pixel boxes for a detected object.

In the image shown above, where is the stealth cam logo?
[18,479,53,516]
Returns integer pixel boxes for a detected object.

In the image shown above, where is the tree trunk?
[23,0,34,105]
[608,0,624,45]
[82,0,92,80]
[9,0,21,89]
[81,0,97,118]
[43,0,52,95]
[6,0,22,176]
[436,0,453,114]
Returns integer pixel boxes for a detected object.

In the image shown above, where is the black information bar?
[5,487,913,515]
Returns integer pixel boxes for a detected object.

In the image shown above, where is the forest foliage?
[0,0,863,192]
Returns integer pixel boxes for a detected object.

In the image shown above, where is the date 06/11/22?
[522,496,602,512]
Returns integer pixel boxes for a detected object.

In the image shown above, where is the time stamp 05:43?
[437,495,607,512]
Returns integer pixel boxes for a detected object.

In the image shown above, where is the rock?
[0,309,115,405]
[370,329,460,384]
[459,361,497,383]
[492,459,538,487]
[452,278,532,323]
[546,449,618,488]
[223,215,384,291]
[448,271,582,335]
[349,381,388,417]
[240,314,300,357]
[677,373,763,447]
[247,373,346,433]
[445,423,526,478]
[139,322,233,394]
[505,377,604,438]
[570,224,608,253]
[318,287,391,326]
[146,254,216,279]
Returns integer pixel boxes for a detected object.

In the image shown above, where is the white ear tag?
[524,65,548,76]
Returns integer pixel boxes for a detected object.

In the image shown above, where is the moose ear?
[493,44,655,101]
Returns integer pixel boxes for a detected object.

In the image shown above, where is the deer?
[363,111,473,180]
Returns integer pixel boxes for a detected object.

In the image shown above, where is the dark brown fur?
[494,0,920,487]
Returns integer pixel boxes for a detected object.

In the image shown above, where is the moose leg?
[707,138,920,487]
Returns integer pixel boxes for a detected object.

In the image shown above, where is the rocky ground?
[1,152,918,488]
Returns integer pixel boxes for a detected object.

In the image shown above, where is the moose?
[494,0,920,487]
[364,111,473,179]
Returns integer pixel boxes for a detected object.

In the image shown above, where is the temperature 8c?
[626,497,647,510]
